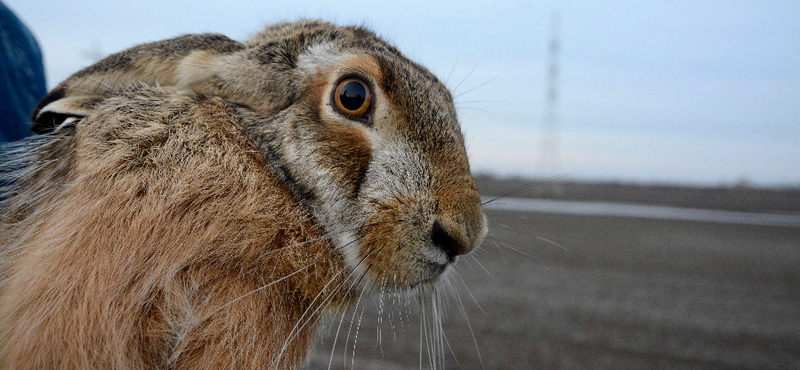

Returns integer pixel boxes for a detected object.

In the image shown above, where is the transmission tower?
[538,12,561,194]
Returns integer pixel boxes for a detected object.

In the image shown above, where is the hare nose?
[431,221,465,263]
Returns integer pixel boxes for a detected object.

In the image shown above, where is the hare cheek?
[314,124,371,198]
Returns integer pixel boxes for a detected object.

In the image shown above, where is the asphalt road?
[307,208,800,369]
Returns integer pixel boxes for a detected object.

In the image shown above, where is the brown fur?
[2,20,487,369]
[2,89,347,369]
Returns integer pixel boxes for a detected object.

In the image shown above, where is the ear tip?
[30,88,66,134]
[31,88,65,118]
[30,89,90,134]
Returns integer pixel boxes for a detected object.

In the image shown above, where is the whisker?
[276,221,399,367]
[275,266,347,367]
[480,170,585,206]
[453,285,485,370]
[351,298,369,370]
[455,272,490,320]
[419,288,434,369]
[453,74,500,100]
[196,237,360,326]
[454,106,501,116]
[451,47,489,93]
[376,288,385,357]
[487,235,537,260]
[487,235,507,254]
[489,223,572,253]
[325,244,386,368]
[444,38,465,87]
[454,99,513,105]
[246,224,364,268]
[437,285,460,368]
[327,291,357,370]
[343,279,371,368]
[534,235,571,253]
[469,254,497,283]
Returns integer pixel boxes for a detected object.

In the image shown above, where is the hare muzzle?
[352,142,487,288]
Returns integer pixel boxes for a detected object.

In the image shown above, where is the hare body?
[1,20,486,369]
[2,88,345,368]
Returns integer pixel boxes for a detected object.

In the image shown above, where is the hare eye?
[334,79,371,117]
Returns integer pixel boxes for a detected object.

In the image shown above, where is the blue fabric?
[0,1,46,143]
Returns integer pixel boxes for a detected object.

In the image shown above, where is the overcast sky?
[6,0,799,186]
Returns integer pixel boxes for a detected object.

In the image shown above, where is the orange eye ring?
[334,78,371,117]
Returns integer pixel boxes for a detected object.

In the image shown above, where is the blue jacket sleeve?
[0,1,47,143]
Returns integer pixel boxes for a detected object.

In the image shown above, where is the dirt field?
[307,206,800,369]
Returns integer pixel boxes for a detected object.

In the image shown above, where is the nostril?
[431,221,462,263]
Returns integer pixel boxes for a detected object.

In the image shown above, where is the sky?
[5,0,800,186]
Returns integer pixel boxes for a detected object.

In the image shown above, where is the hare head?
[4,20,487,368]
[33,19,488,290]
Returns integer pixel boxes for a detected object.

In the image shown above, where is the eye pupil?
[334,78,371,117]
[339,81,367,111]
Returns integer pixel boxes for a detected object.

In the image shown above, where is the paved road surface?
[307,207,800,369]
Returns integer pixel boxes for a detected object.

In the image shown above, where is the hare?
[0,20,487,369]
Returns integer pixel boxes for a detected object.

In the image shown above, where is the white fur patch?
[296,42,346,78]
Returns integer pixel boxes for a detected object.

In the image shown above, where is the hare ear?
[31,89,95,134]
